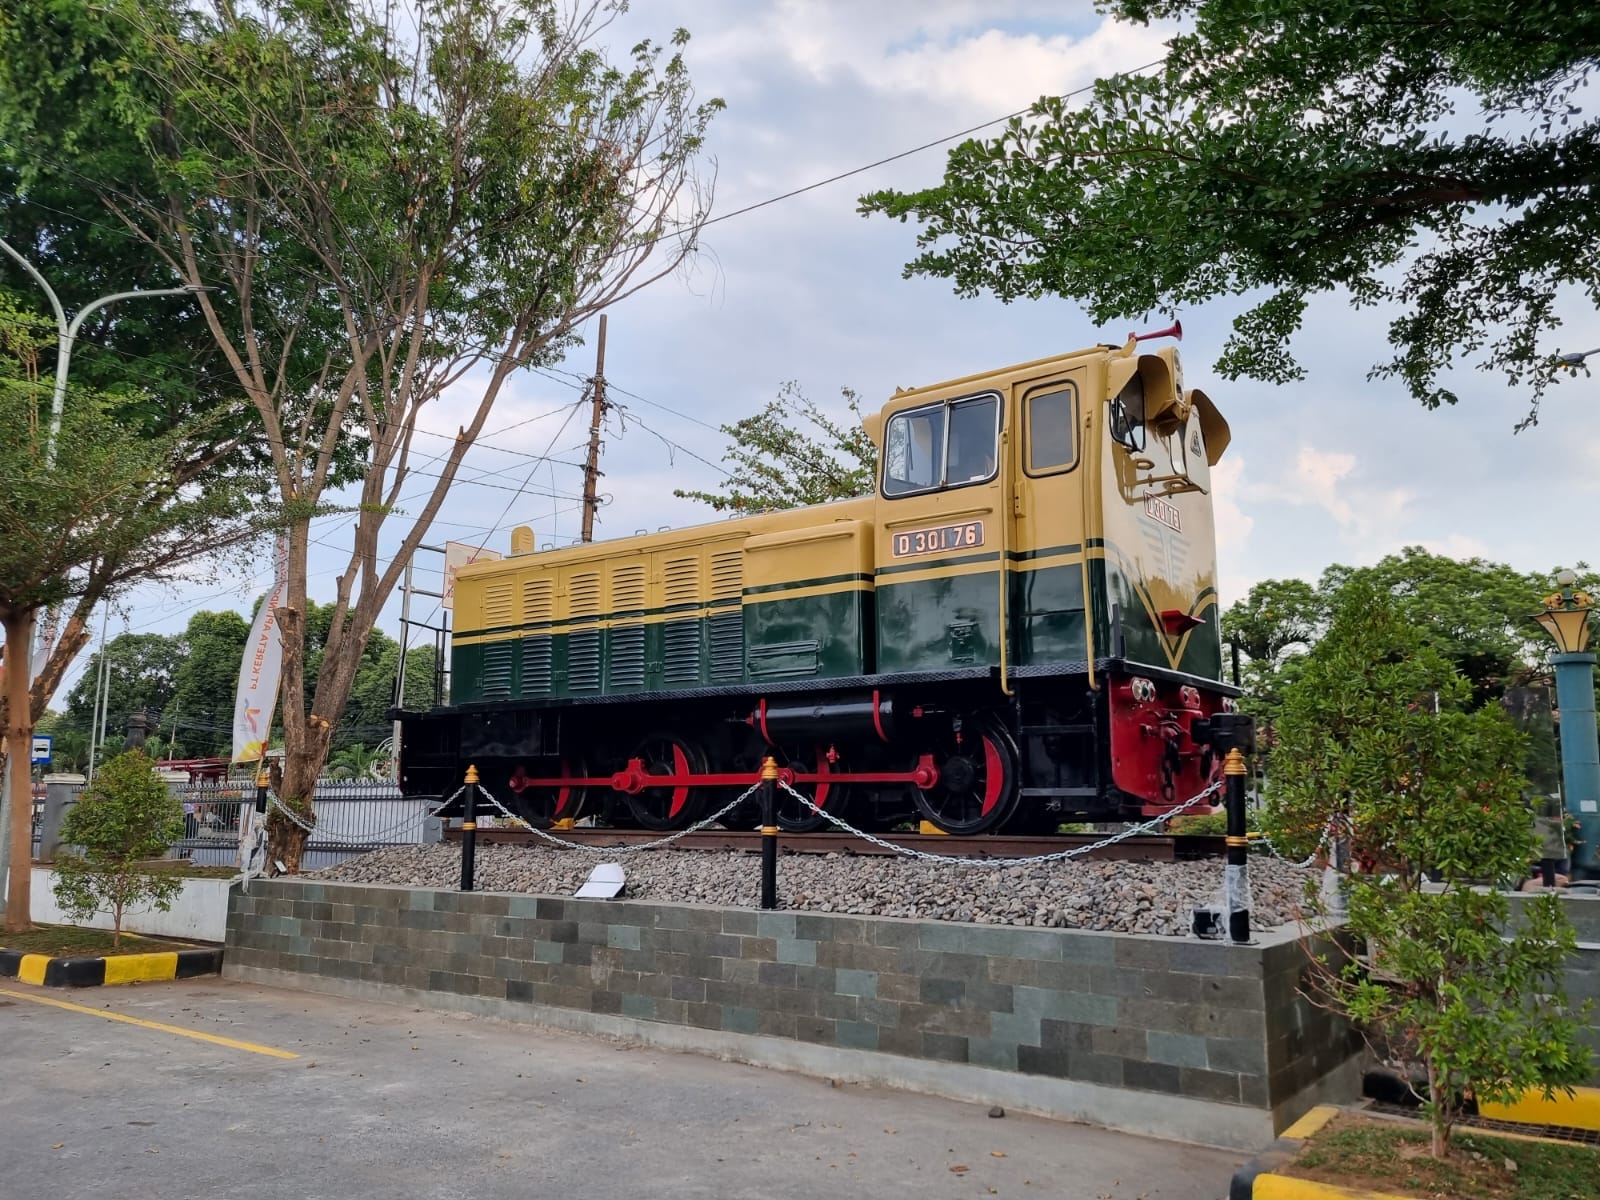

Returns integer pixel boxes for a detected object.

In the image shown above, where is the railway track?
[444,826,1225,862]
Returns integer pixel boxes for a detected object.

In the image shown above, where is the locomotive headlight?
[1127,676,1156,703]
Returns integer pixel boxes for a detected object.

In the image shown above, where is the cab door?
[872,390,1007,674]
[1010,366,1092,668]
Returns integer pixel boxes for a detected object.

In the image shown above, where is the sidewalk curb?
[1229,1105,1412,1199]
[0,945,222,987]
[1479,1085,1600,1133]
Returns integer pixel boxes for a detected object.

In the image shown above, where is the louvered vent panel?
[569,572,602,617]
[521,636,553,696]
[568,631,601,692]
[612,563,647,613]
[608,626,647,689]
[663,556,700,606]
[522,578,555,624]
[484,580,516,628]
[708,548,744,680]
[567,571,602,691]
[663,620,701,684]
[710,550,742,601]
[481,642,514,700]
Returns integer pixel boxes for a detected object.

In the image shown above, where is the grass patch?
[1289,1113,1600,1200]
[138,861,238,879]
[2,924,188,958]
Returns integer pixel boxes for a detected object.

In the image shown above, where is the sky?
[70,0,1600,700]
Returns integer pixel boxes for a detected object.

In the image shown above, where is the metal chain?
[776,778,1224,867]
[1252,817,1335,869]
[267,787,461,844]
[474,781,765,855]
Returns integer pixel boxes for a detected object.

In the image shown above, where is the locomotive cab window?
[882,393,999,497]
[1024,384,1077,474]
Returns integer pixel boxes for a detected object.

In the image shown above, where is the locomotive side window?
[883,403,945,495]
[882,393,999,497]
[1024,384,1077,474]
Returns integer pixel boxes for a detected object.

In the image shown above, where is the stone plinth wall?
[225,880,1359,1148]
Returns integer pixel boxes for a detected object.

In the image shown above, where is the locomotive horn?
[1129,319,1182,344]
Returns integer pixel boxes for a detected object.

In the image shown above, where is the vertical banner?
[441,540,501,610]
[231,535,290,763]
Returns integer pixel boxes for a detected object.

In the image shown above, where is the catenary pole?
[580,315,609,543]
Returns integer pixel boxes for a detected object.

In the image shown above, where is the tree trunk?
[113,899,123,950]
[1426,1056,1448,1159]
[3,607,38,932]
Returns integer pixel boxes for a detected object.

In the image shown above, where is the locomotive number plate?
[892,520,985,558]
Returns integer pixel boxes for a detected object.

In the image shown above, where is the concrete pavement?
[0,977,1242,1199]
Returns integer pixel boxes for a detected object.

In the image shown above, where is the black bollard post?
[759,756,779,910]
[460,763,479,893]
[1223,745,1251,944]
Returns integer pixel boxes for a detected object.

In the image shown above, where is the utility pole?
[580,315,609,543]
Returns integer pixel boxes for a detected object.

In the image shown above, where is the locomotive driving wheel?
[774,745,852,834]
[624,732,709,831]
[505,755,590,829]
[911,714,1020,835]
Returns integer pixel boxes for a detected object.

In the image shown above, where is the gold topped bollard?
[760,756,780,910]
[460,764,480,892]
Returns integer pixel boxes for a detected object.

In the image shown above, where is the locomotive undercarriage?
[399,667,1232,836]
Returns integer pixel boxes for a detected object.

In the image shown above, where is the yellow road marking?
[1280,1104,1340,1141]
[0,986,299,1060]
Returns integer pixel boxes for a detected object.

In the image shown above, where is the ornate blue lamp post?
[1533,571,1598,879]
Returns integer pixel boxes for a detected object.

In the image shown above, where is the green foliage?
[1265,582,1590,1156]
[53,750,185,946]
[1224,548,1597,784]
[675,382,878,515]
[859,0,1600,426]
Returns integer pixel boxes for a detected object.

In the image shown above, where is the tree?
[0,332,265,929]
[0,0,721,871]
[859,0,1600,427]
[674,383,877,515]
[1264,582,1590,1158]
[166,610,253,759]
[62,632,183,740]
[52,750,184,948]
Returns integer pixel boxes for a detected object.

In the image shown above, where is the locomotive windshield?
[882,394,999,496]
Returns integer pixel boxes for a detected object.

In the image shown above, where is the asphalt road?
[0,977,1242,1200]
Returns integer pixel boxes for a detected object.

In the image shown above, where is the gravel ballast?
[317,843,1317,935]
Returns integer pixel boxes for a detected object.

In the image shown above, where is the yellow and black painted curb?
[0,945,222,988]
[1229,1105,1413,1200]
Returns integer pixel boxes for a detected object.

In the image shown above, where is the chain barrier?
[1251,817,1337,870]
[473,781,766,856]
[775,778,1224,867]
[267,787,461,845]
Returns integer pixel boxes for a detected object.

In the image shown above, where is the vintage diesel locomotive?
[398,329,1239,834]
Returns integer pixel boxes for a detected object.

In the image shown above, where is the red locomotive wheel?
[624,732,709,831]
[911,715,1020,835]
[774,746,852,834]
[505,756,589,829]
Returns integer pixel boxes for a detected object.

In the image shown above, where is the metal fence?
[32,777,432,872]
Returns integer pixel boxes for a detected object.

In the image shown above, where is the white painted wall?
[29,868,231,943]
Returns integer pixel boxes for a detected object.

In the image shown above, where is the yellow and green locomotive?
[398,328,1238,834]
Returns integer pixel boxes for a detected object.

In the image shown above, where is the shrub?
[53,750,185,948]
[1265,581,1591,1159]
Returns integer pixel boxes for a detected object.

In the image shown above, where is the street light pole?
[0,237,202,466]
[1533,571,1599,880]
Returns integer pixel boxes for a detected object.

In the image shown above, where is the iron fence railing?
[32,777,431,871]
